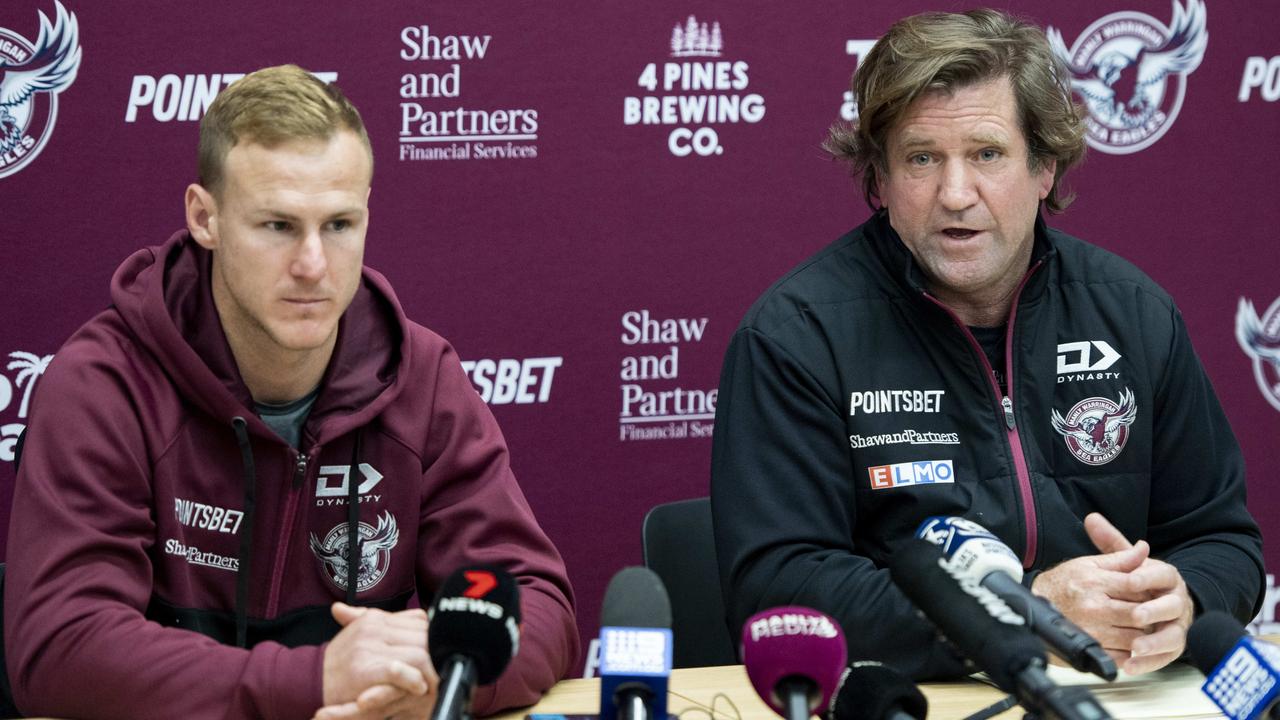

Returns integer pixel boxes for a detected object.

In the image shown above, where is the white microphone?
[915,516,1117,680]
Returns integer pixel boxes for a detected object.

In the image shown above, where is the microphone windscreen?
[740,606,847,716]
[828,662,927,720]
[428,565,521,684]
[601,566,672,628]
[1188,611,1248,676]
[915,516,1023,583]
[889,539,1043,692]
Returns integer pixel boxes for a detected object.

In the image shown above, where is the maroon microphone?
[741,606,847,720]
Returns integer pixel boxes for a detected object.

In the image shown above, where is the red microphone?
[741,606,847,720]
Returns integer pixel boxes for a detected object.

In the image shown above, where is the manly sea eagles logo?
[310,511,399,593]
[1051,388,1138,466]
[1046,0,1206,155]
[1237,297,1280,412]
[0,1,82,179]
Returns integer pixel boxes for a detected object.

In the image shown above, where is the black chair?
[641,497,737,667]
[1,562,21,718]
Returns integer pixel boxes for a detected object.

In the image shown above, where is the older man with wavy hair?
[712,9,1261,680]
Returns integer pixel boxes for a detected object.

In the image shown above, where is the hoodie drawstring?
[230,417,258,648]
[345,429,363,604]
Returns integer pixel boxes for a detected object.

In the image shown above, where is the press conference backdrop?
[2,1,1278,669]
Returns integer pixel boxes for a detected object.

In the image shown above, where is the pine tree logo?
[670,16,722,58]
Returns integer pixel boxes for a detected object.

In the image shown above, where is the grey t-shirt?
[254,386,320,450]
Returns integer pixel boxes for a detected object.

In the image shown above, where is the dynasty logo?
[0,1,82,178]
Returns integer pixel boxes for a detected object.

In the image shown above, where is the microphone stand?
[432,655,477,720]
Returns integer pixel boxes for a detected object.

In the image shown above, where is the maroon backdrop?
[3,0,1278,671]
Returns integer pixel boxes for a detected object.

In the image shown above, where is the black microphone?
[598,567,673,720]
[1188,611,1280,719]
[916,516,1117,680]
[890,539,1113,720]
[428,565,521,720]
[825,661,927,720]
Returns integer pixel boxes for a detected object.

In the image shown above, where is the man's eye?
[266,221,291,232]
[909,154,931,166]
[329,219,351,232]
[979,149,1001,161]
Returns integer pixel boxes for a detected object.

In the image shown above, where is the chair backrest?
[641,497,737,668]
[1,562,22,717]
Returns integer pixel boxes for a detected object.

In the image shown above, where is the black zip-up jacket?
[711,211,1264,678]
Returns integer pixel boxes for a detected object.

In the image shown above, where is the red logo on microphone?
[463,570,497,598]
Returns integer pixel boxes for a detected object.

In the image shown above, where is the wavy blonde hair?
[825,9,1086,213]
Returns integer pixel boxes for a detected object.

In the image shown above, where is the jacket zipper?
[923,259,1043,569]
[266,450,310,616]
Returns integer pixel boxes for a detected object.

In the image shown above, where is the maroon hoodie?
[3,231,579,719]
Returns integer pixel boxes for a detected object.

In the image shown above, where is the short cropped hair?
[198,64,372,195]
[825,9,1086,213]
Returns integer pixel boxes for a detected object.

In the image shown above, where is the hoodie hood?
[109,230,410,447]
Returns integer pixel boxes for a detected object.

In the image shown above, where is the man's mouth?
[941,228,980,239]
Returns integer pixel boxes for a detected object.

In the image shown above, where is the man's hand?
[1031,513,1195,674]
[318,603,439,719]
[314,682,437,720]
[1100,513,1195,674]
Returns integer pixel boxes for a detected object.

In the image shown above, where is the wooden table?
[492,663,1226,720]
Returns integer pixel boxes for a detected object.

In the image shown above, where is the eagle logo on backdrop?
[1052,388,1138,466]
[1237,297,1280,412]
[310,511,400,593]
[1046,0,1206,155]
[0,1,81,179]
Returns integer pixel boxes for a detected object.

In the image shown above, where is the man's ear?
[875,167,888,210]
[1036,159,1057,201]
[185,183,218,249]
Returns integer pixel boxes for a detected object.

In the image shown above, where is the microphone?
[890,539,1113,720]
[1188,611,1280,719]
[740,606,847,720]
[825,661,926,720]
[598,567,673,720]
[427,565,521,720]
[916,516,1117,680]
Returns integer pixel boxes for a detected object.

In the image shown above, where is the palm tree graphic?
[8,351,54,419]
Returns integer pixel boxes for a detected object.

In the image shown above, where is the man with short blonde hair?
[5,65,578,720]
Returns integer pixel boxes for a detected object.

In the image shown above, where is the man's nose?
[290,229,328,281]
[938,161,979,212]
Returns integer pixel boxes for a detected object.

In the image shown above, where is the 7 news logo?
[868,459,954,490]
[463,569,497,598]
